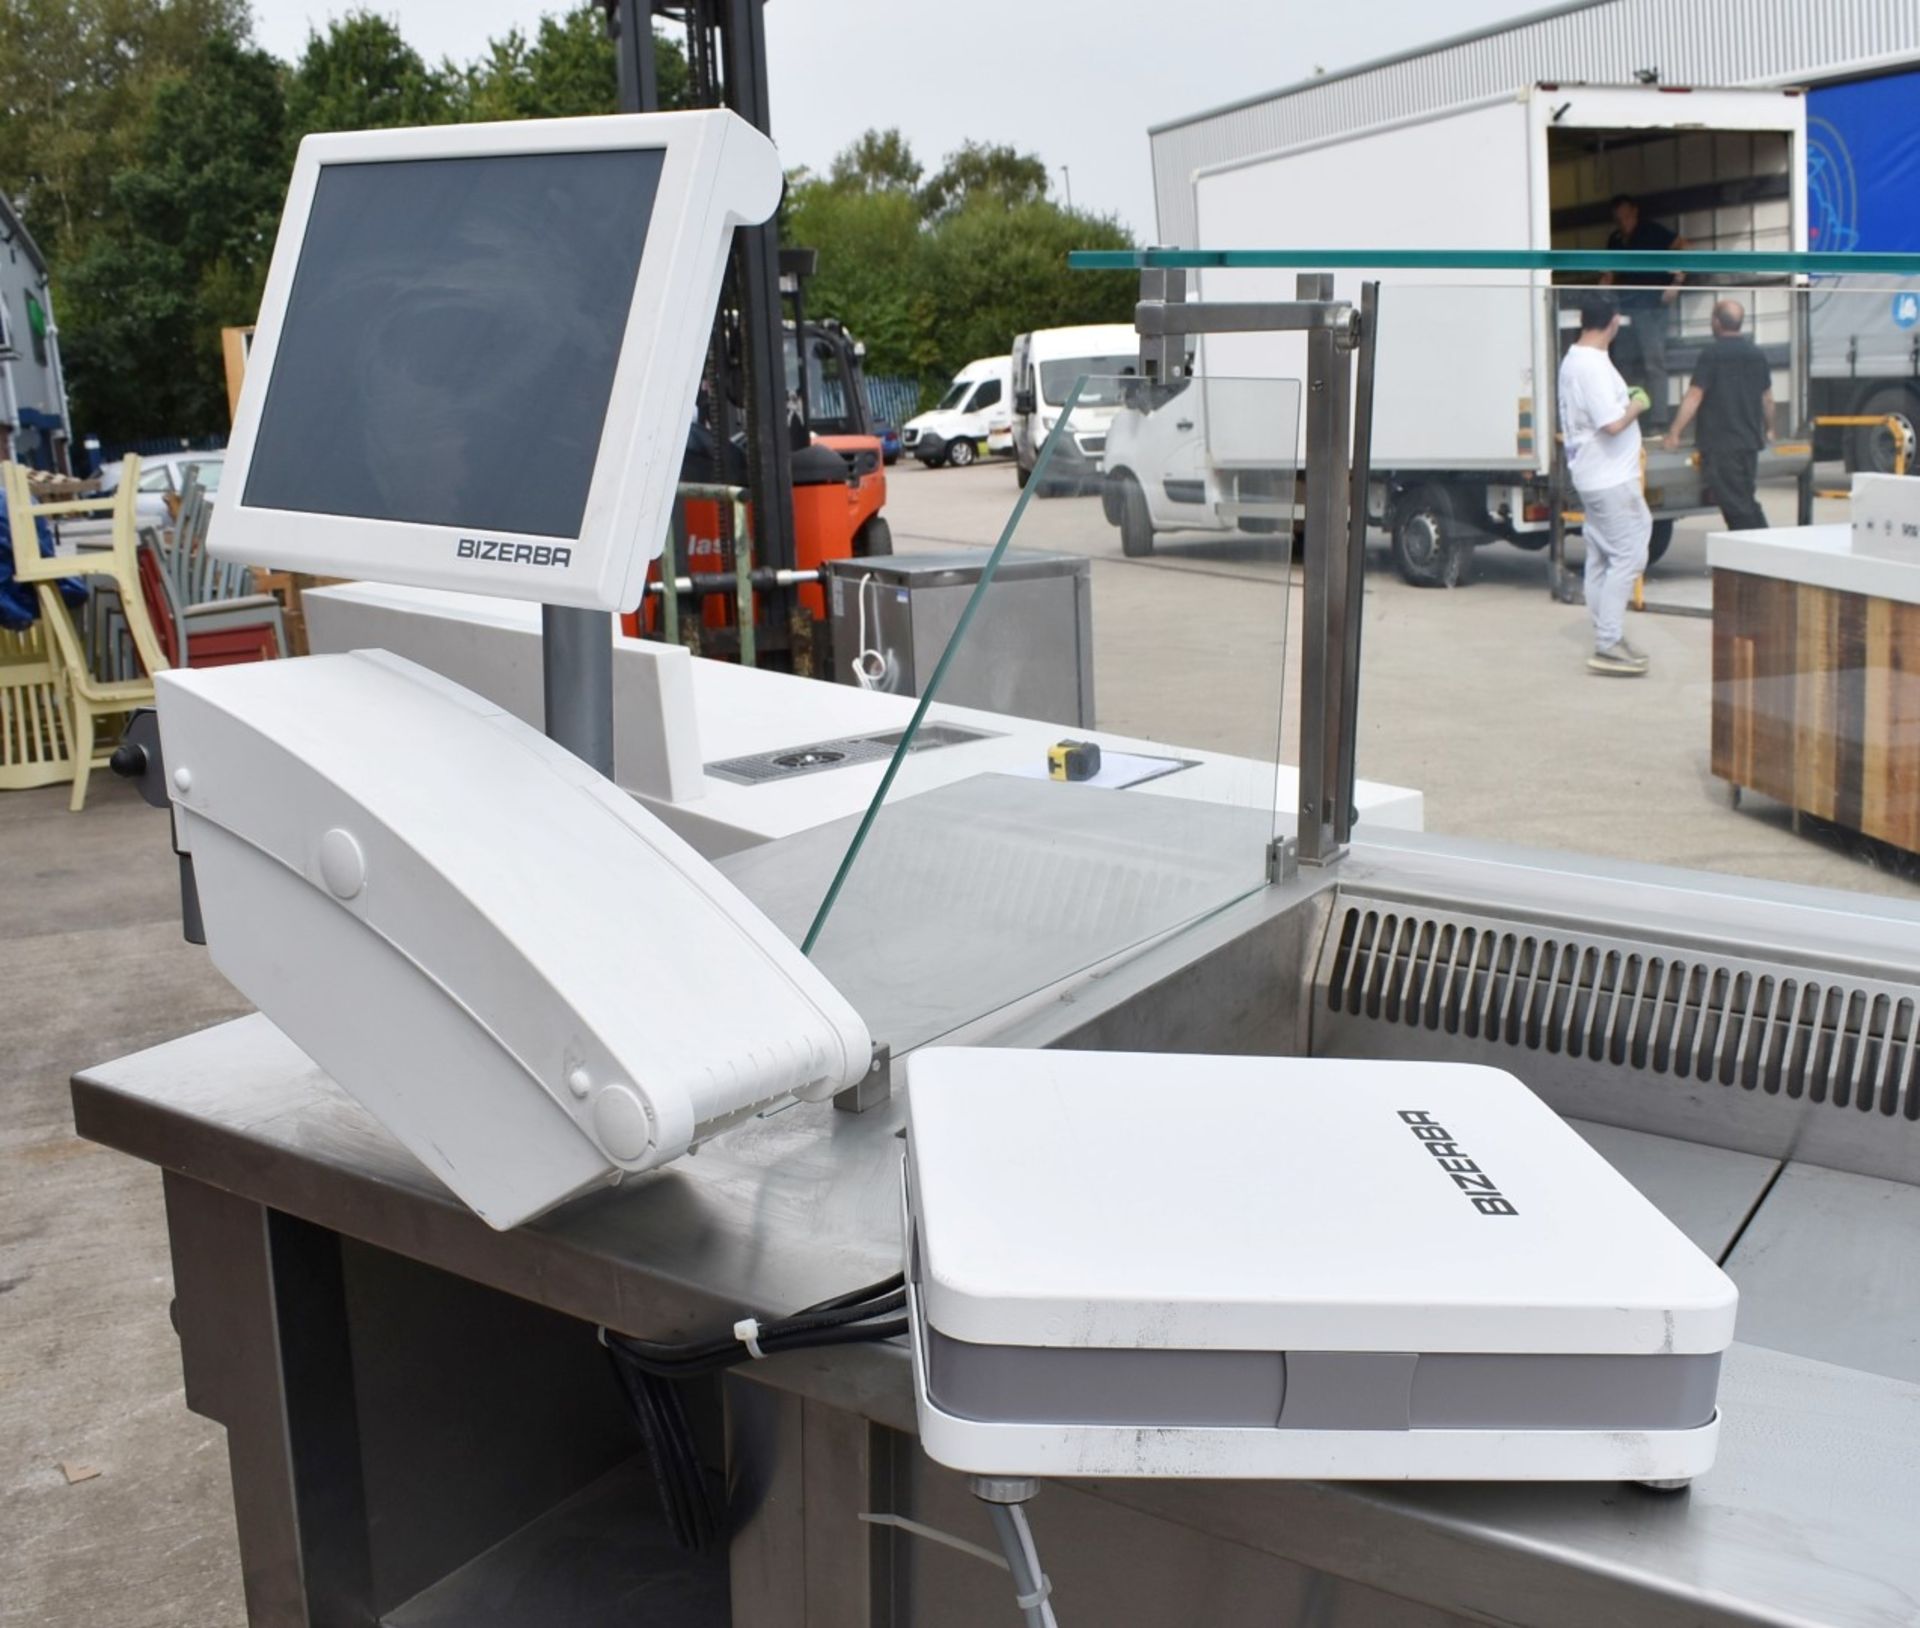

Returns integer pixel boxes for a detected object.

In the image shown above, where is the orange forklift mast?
[622,270,894,669]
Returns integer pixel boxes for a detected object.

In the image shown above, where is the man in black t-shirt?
[1664,299,1775,532]
[1600,195,1688,427]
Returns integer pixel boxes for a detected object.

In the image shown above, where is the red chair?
[138,539,284,668]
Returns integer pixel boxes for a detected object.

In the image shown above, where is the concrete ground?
[2,778,251,1625]
[4,454,1915,1626]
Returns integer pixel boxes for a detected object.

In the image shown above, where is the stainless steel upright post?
[1129,271,1359,866]
[542,605,614,775]
[1333,281,1379,848]
[1296,272,1353,867]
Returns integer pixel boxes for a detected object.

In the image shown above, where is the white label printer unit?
[904,1050,1734,1485]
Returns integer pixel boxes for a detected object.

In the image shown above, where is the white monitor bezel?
[211,110,781,612]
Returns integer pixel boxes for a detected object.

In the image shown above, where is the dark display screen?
[244,148,664,540]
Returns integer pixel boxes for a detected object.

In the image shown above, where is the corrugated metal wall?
[1150,0,1920,242]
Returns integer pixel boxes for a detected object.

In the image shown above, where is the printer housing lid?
[905,1050,1738,1356]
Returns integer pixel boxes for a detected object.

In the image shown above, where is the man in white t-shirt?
[1559,293,1653,676]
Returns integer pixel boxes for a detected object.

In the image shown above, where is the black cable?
[605,1290,905,1368]
[795,1270,906,1315]
[599,1273,909,1554]
[603,1276,909,1378]
[608,1313,910,1380]
[604,1346,718,1553]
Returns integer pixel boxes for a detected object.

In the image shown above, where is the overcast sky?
[247,0,1547,235]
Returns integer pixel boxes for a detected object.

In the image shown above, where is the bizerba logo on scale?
[457,538,573,568]
[1398,1109,1518,1216]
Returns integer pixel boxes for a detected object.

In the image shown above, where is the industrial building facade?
[0,191,71,470]
[1148,0,1920,243]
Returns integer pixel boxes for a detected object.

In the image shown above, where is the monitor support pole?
[542,605,615,776]
[535,0,657,778]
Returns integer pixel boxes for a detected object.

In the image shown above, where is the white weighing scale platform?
[904,1049,1736,1483]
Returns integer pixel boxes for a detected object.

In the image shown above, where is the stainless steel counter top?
[72,1012,1920,1627]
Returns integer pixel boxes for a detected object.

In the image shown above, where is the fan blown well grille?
[1323,905,1920,1120]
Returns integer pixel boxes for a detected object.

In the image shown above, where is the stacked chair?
[140,466,287,668]
[1,459,169,810]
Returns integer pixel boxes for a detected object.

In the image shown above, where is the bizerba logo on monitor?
[457,537,573,568]
[1397,1109,1518,1216]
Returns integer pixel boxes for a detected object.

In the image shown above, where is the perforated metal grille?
[1322,903,1920,1120]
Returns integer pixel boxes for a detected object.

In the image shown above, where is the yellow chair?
[0,623,73,790]
[1,459,171,810]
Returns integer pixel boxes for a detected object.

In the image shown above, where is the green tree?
[783,176,934,381]
[60,32,289,436]
[284,11,457,139]
[784,131,1133,393]
[828,127,920,194]
[0,0,251,258]
[918,196,1135,379]
[918,140,1049,219]
[457,7,689,121]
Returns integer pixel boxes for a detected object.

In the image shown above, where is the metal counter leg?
[163,1173,373,1627]
[726,1377,894,1626]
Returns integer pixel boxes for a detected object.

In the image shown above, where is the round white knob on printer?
[318,828,367,900]
[592,1085,654,1162]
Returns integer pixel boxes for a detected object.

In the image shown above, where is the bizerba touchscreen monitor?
[211,110,781,612]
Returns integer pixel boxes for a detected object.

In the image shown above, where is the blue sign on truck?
[1807,71,1920,471]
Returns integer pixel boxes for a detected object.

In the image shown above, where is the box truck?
[1102,85,1817,584]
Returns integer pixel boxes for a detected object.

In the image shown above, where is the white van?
[1009,323,1140,491]
[901,355,1012,468]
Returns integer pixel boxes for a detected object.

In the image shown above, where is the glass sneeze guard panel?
[785,374,1302,1053]
[1146,267,1920,911]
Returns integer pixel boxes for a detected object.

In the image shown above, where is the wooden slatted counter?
[1709,524,1920,854]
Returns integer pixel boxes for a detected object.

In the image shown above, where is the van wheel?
[1847,388,1919,475]
[1391,487,1465,588]
[1119,475,1155,557]
[1645,519,1674,568]
[948,438,977,468]
[853,516,893,557]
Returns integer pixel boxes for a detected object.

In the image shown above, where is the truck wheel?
[948,437,977,468]
[1645,519,1674,568]
[1390,488,1464,588]
[1849,388,1919,475]
[853,516,893,558]
[1118,475,1155,557]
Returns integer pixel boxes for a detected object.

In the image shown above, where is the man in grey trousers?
[1558,293,1653,676]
